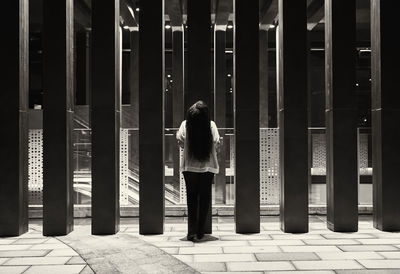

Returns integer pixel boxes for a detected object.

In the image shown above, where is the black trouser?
[183,171,213,238]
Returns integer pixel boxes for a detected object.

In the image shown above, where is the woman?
[176,101,220,242]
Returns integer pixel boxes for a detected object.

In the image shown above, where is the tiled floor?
[1,216,400,273]
[0,226,91,274]
[132,216,400,273]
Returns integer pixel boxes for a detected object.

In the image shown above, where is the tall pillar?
[76,31,90,105]
[172,27,184,194]
[187,0,212,233]
[214,27,227,204]
[371,0,400,231]
[187,0,212,113]
[42,0,74,236]
[278,0,308,233]
[259,26,269,128]
[139,0,165,234]
[0,0,29,237]
[91,0,121,235]
[325,0,358,232]
[234,0,260,233]
[130,29,139,174]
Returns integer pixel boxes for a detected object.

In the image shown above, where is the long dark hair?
[186,101,213,161]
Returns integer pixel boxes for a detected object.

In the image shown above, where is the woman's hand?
[216,137,223,153]
[178,139,184,148]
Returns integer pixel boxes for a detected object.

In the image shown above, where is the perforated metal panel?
[260,128,280,204]
[120,129,129,205]
[359,133,370,175]
[312,133,326,175]
[28,129,43,205]
[179,147,187,204]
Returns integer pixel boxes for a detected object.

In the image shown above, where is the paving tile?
[204,272,263,274]
[316,252,384,260]
[267,271,335,274]
[256,252,320,261]
[23,265,85,274]
[194,240,249,247]
[0,250,49,258]
[29,244,69,250]
[379,252,400,259]
[0,245,32,251]
[186,262,226,272]
[172,254,193,263]
[270,234,324,240]
[249,240,305,246]
[219,234,272,241]
[179,246,223,254]
[293,260,364,270]
[358,239,400,245]
[322,233,375,239]
[304,239,361,245]
[336,270,400,274]
[137,236,169,242]
[14,239,48,245]
[4,256,71,265]
[79,265,96,274]
[338,245,398,252]
[0,258,9,264]
[66,256,86,265]
[0,240,16,245]
[160,247,179,254]
[373,233,400,239]
[227,261,295,271]
[44,238,61,244]
[141,241,194,248]
[0,266,29,274]
[223,246,281,253]
[46,249,78,257]
[193,253,255,262]
[358,259,400,269]
[280,246,342,252]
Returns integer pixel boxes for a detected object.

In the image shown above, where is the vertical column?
[187,0,212,233]
[259,26,269,128]
[214,26,227,204]
[278,0,308,233]
[371,0,400,231]
[76,31,90,105]
[325,0,358,232]
[130,29,139,128]
[42,0,74,236]
[139,0,165,234]
[91,0,120,235]
[234,0,260,233]
[172,27,184,194]
[187,0,212,112]
[0,0,29,236]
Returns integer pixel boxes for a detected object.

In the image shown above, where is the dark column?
[0,0,29,237]
[371,0,400,231]
[187,0,212,234]
[259,27,269,128]
[130,29,139,128]
[187,0,212,113]
[91,0,120,235]
[139,0,165,234]
[234,0,260,233]
[325,0,358,232]
[172,27,184,194]
[214,27,227,204]
[278,0,308,233]
[76,31,90,105]
[42,0,74,236]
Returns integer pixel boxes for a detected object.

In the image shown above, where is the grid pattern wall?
[28,129,43,205]
[260,128,280,204]
[179,147,187,204]
[312,133,326,175]
[359,133,369,175]
[120,129,129,205]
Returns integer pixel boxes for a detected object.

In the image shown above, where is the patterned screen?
[28,129,43,205]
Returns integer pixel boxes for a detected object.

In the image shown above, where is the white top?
[176,120,220,174]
